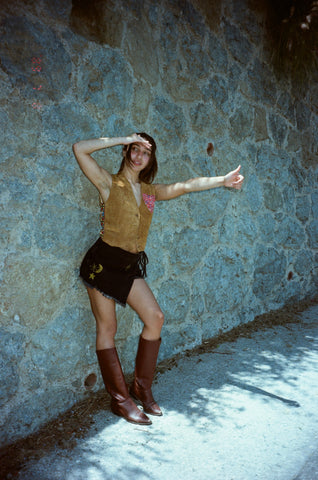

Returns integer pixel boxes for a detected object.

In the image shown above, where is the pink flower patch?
[142,193,155,213]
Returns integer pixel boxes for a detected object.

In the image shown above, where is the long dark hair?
[118,132,158,184]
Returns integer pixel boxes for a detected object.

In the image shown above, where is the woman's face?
[128,143,152,172]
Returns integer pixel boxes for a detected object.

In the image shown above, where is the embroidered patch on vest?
[142,193,155,213]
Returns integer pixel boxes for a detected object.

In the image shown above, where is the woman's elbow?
[72,142,85,158]
[72,142,80,154]
[183,181,193,194]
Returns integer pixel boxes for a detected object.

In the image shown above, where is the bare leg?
[127,278,164,340]
[86,287,117,350]
[86,286,151,425]
[127,279,164,415]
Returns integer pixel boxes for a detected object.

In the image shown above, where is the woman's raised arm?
[72,137,125,193]
[72,134,150,194]
[154,165,244,201]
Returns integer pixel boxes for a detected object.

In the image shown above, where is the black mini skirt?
[79,238,148,307]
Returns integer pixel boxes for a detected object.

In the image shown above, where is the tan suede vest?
[100,172,156,253]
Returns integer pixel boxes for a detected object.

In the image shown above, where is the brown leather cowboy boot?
[96,347,152,425]
[130,336,162,416]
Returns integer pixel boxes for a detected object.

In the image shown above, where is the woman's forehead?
[132,143,152,153]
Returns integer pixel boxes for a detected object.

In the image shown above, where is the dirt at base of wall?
[1,294,317,479]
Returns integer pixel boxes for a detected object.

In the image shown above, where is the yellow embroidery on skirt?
[89,263,103,279]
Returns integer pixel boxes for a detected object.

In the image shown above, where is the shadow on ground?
[1,296,317,479]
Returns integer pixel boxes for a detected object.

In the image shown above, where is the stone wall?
[1,0,317,446]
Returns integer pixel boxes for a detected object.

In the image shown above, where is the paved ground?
[2,304,318,480]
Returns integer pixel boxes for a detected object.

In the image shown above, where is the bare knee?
[96,322,117,350]
[155,309,165,329]
[96,322,117,339]
[146,308,165,331]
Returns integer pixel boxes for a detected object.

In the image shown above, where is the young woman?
[73,133,244,426]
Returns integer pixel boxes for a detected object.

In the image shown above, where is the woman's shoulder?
[112,172,126,186]
[142,181,156,196]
